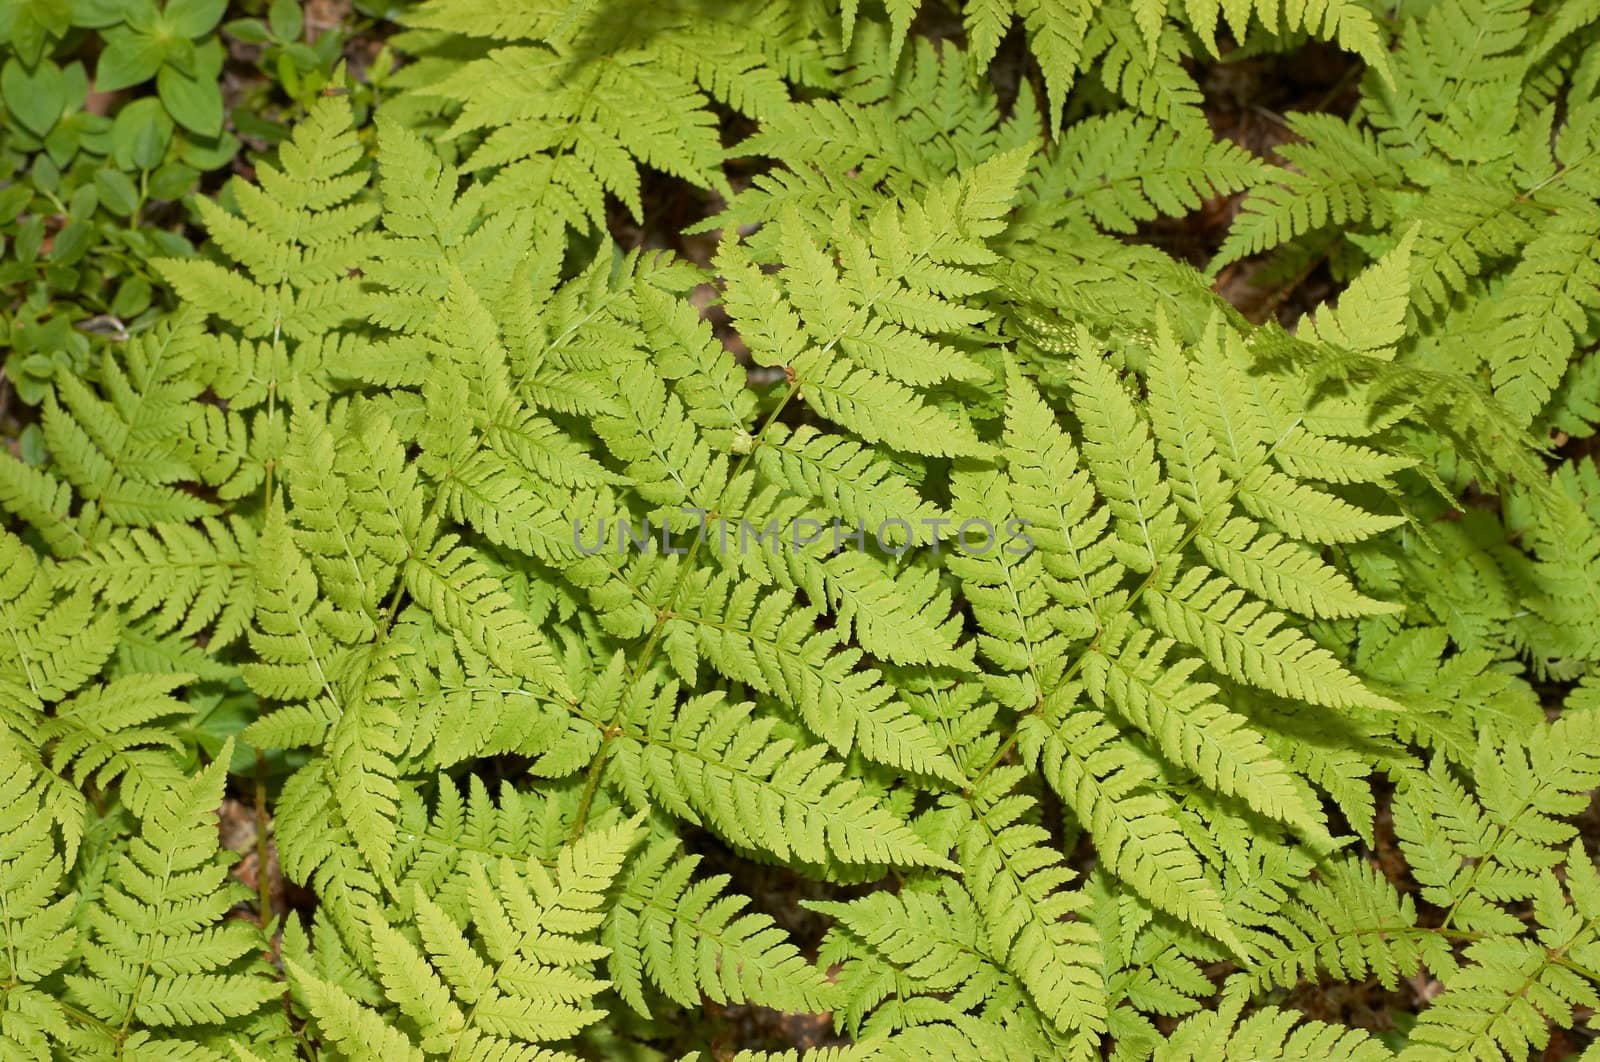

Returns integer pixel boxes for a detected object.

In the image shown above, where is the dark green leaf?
[48,219,92,264]
[95,169,140,216]
[66,183,97,218]
[0,183,32,224]
[76,111,113,154]
[71,0,146,28]
[111,275,153,317]
[2,58,65,135]
[268,0,302,40]
[146,228,190,255]
[148,160,197,199]
[14,214,44,261]
[42,119,80,166]
[163,0,226,37]
[223,17,270,43]
[178,130,237,170]
[232,107,286,144]
[158,63,223,135]
[7,0,73,63]
[284,41,321,70]
[110,96,173,170]
[95,29,167,91]
[28,151,59,193]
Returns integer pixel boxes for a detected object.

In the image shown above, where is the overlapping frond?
[2,4,1596,1057]
[63,748,283,1055]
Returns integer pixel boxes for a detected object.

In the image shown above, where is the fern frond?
[292,814,640,1055]
[39,673,192,818]
[65,746,280,1040]
[404,536,571,701]
[1392,710,1600,933]
[158,96,377,342]
[810,878,1048,1044]
[1400,841,1600,1061]
[675,571,962,782]
[1024,112,1263,235]
[0,753,78,1051]
[605,828,833,1016]
[1157,987,1395,1060]
[59,517,255,648]
[609,676,952,871]
[955,766,1108,1037]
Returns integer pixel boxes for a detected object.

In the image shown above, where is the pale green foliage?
[0,320,218,558]
[63,748,281,1054]
[390,0,834,228]
[1246,702,1600,1062]
[290,814,640,1057]
[1157,986,1396,1060]
[2,3,1598,1060]
[0,751,78,1054]
[869,0,1389,128]
[387,0,1388,230]
[1219,0,1600,437]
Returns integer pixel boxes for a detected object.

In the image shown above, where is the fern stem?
[50,996,118,1036]
[254,749,274,924]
